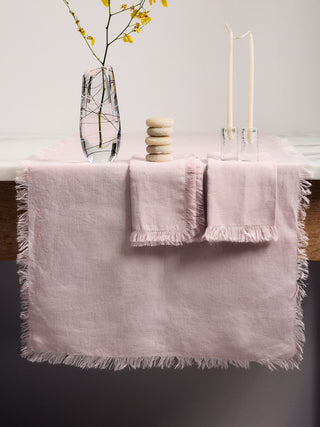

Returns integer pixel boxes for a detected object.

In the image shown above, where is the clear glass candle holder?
[240,128,259,162]
[221,128,238,161]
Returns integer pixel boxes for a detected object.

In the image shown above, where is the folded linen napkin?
[129,157,205,246]
[204,159,278,243]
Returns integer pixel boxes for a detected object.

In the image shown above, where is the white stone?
[146,118,174,128]
[146,154,173,162]
[147,127,173,137]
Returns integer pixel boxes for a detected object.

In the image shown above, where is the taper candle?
[225,24,233,140]
[247,32,254,142]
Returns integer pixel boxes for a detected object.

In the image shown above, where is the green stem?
[109,0,145,45]
[111,7,129,16]
[98,2,112,148]
[98,68,106,148]
[102,3,112,66]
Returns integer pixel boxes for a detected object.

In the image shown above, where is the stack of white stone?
[145,118,174,162]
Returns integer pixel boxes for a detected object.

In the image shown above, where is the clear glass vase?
[80,66,121,163]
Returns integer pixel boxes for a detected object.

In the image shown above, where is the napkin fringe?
[130,229,197,247]
[204,224,278,243]
[16,169,311,371]
[130,158,205,246]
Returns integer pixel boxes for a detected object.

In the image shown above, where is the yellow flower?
[130,8,138,17]
[123,34,134,43]
[141,16,151,25]
[101,0,110,7]
[87,35,95,46]
[149,0,168,5]
[120,3,127,9]
[78,27,86,36]
[133,23,141,33]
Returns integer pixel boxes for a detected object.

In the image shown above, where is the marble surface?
[0,134,63,181]
[286,135,320,179]
[0,133,319,181]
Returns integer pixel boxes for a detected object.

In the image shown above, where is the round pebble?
[146,154,173,162]
[147,127,173,137]
[147,145,173,154]
[145,136,172,146]
[146,117,174,128]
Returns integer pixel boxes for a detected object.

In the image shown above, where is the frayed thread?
[287,176,311,368]
[16,168,32,362]
[21,351,253,371]
[130,158,205,247]
[16,168,311,371]
[204,224,278,243]
[130,229,197,247]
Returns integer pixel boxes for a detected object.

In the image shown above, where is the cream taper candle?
[247,31,254,142]
[225,24,233,140]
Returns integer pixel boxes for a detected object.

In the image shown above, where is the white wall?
[1,0,320,136]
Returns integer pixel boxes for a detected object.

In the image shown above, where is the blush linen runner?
[204,159,278,243]
[16,136,311,370]
[129,157,205,246]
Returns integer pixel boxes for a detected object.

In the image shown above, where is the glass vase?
[80,66,121,163]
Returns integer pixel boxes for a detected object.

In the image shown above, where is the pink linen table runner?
[16,136,310,370]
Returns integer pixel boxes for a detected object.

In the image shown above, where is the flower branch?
[62,0,102,64]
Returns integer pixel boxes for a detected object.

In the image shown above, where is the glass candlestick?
[221,128,238,161]
[240,128,259,162]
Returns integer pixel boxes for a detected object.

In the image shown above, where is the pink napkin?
[129,157,205,246]
[204,159,278,243]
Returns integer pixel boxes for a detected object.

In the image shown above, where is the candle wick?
[234,31,250,40]
[225,23,232,34]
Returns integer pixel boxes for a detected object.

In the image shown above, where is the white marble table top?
[0,133,319,181]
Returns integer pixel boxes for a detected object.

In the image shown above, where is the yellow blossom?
[62,0,168,64]
[141,16,151,25]
[149,0,168,5]
[87,35,95,46]
[134,23,141,32]
[123,34,134,43]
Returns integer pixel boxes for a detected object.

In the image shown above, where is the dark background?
[0,261,319,427]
